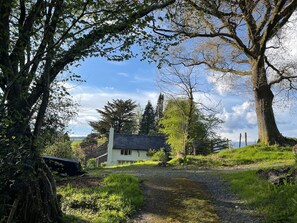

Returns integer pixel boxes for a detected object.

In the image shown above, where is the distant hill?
[70,136,85,142]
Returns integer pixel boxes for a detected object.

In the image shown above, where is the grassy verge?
[58,174,143,223]
[169,144,294,168]
[222,170,297,222]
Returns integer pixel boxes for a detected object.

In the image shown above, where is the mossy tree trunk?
[1,93,62,222]
[13,158,62,223]
[251,57,285,145]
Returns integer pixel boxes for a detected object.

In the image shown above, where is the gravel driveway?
[110,166,263,223]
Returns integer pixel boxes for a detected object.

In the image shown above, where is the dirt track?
[107,166,263,223]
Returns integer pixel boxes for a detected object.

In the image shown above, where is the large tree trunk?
[1,142,62,223]
[1,94,62,222]
[251,57,285,145]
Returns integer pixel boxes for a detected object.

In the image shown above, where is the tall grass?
[58,174,143,223]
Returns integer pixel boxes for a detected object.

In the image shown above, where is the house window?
[121,149,131,155]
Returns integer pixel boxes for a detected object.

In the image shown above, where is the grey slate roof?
[113,134,168,151]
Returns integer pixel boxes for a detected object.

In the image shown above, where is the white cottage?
[96,128,167,166]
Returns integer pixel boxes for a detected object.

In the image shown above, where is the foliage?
[151,149,168,162]
[159,99,190,155]
[43,140,73,159]
[80,133,99,160]
[80,133,99,148]
[97,136,108,146]
[58,174,143,223]
[146,149,157,157]
[71,142,86,165]
[223,170,297,222]
[155,93,164,130]
[36,82,78,148]
[139,101,156,135]
[90,99,137,134]
[160,98,222,156]
[86,158,96,170]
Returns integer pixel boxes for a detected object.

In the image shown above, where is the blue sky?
[65,52,297,144]
[65,28,297,144]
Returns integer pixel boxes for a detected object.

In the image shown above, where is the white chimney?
[107,127,114,166]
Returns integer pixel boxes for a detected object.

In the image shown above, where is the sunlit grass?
[58,174,143,223]
[169,144,294,168]
[222,170,297,222]
[106,160,158,169]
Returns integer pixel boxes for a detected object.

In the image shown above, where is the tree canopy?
[152,0,297,145]
[160,98,221,156]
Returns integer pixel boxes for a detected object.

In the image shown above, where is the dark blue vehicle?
[43,156,85,176]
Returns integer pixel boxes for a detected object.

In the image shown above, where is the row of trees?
[89,94,165,136]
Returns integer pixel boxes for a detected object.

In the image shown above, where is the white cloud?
[66,83,159,136]
[214,98,297,143]
[131,74,155,83]
[214,101,257,141]
[206,71,252,98]
[117,72,129,77]
[207,74,234,96]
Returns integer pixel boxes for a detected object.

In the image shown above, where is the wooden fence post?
[227,138,231,150]
[239,133,242,148]
[245,132,247,146]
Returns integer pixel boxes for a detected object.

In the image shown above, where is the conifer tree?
[155,93,164,120]
[139,101,156,135]
[90,99,137,134]
[155,93,164,131]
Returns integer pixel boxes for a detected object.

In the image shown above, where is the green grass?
[169,144,294,168]
[222,170,297,222]
[58,174,143,223]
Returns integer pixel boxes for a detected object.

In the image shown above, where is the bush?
[86,158,96,169]
[146,149,157,157]
[43,141,72,158]
[151,149,168,162]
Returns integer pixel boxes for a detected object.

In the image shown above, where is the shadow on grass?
[61,214,89,223]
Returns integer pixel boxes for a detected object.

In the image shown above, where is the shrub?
[43,141,73,158]
[151,149,168,162]
[86,158,96,169]
[146,149,157,157]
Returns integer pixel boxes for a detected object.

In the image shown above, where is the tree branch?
[28,0,176,108]
[265,56,297,86]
